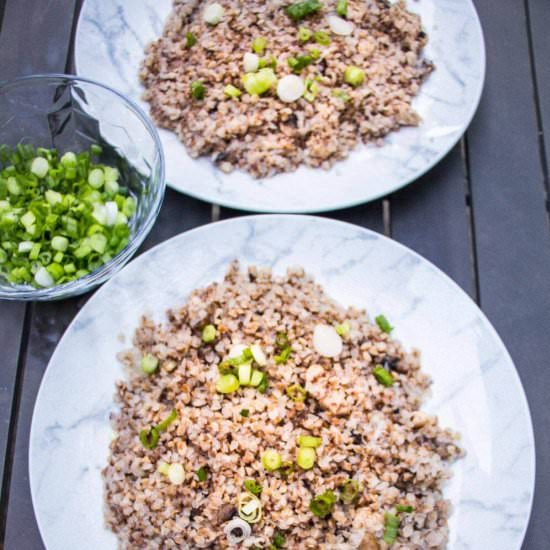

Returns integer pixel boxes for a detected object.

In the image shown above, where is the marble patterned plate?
[74,0,485,213]
[30,216,533,549]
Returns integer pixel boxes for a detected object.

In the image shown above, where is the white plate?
[74,0,485,212]
[30,216,534,549]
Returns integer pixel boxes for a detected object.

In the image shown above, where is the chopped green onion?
[297,447,316,469]
[185,32,197,48]
[190,80,206,100]
[252,37,267,54]
[309,48,321,59]
[339,479,361,504]
[216,373,240,394]
[257,372,269,393]
[274,331,292,364]
[332,88,350,102]
[275,347,292,364]
[383,513,400,544]
[262,449,282,471]
[238,492,263,523]
[139,427,160,449]
[88,168,104,189]
[396,504,414,513]
[30,157,49,178]
[373,365,394,387]
[335,321,350,336]
[224,84,242,98]
[298,27,313,42]
[141,353,159,375]
[313,30,331,45]
[202,324,217,343]
[240,408,250,418]
[280,460,295,477]
[157,461,170,476]
[244,479,263,496]
[196,466,208,482]
[304,78,319,102]
[286,384,307,402]
[238,362,253,386]
[60,151,77,166]
[336,0,348,17]
[271,532,285,548]
[156,408,178,431]
[242,68,277,96]
[258,55,277,69]
[344,66,365,87]
[219,348,254,372]
[375,314,393,333]
[286,0,323,21]
[287,54,314,73]
[309,490,337,518]
[297,435,322,448]
[168,463,185,485]
[249,369,264,387]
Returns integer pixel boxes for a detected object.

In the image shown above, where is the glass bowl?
[0,74,165,301]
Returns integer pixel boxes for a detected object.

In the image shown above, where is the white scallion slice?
[327,14,355,36]
[277,74,305,103]
[313,324,343,357]
[167,463,185,485]
[229,343,248,358]
[105,201,118,226]
[34,267,54,288]
[203,3,224,24]
[250,344,267,366]
[243,52,260,73]
[224,517,251,544]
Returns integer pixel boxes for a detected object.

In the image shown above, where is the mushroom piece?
[359,532,380,550]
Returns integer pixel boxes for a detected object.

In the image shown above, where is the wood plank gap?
[211,204,220,222]
[524,0,550,227]
[0,303,32,543]
[461,135,481,306]
[382,199,391,237]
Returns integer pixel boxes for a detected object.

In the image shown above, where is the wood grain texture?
[469,1,550,547]
[390,145,476,298]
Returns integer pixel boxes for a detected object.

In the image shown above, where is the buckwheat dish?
[105,263,462,549]
[140,0,433,178]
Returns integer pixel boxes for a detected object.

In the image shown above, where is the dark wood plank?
[390,144,475,297]
[0,0,81,541]
[4,192,211,550]
[469,1,550,548]
[526,0,550,202]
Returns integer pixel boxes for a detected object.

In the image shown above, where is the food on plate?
[0,144,135,288]
[140,0,433,178]
[105,263,462,548]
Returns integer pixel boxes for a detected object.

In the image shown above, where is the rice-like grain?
[104,263,462,549]
[140,0,434,178]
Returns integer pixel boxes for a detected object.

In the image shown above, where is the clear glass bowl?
[0,75,165,300]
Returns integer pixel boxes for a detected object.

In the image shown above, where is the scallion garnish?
[202,324,217,343]
[286,0,323,21]
[224,84,242,98]
[141,353,159,375]
[244,479,263,496]
[298,27,313,42]
[373,365,394,387]
[196,466,208,482]
[313,30,331,45]
[0,144,134,288]
[252,37,267,55]
[262,449,282,471]
[332,88,350,102]
[297,435,322,448]
[383,513,400,544]
[190,80,206,100]
[287,54,314,73]
[309,490,337,518]
[240,408,250,418]
[242,68,277,96]
[375,314,393,333]
[336,0,348,17]
[297,447,316,469]
[396,504,414,513]
[238,492,263,524]
[274,331,292,364]
[272,532,285,548]
[335,321,350,336]
[286,383,307,402]
[216,373,240,394]
[185,32,197,48]
[339,479,361,504]
[344,66,365,87]
[139,408,178,449]
[257,372,269,393]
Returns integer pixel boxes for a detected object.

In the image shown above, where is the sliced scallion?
[375,314,393,333]
[383,513,400,544]
[373,365,394,387]
[309,490,337,518]
[261,449,282,471]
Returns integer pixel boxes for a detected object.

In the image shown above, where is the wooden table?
[1,0,549,548]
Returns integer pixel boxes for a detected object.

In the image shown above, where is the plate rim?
[29,214,535,548]
[73,0,487,213]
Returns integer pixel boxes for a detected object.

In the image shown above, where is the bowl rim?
[0,73,166,301]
